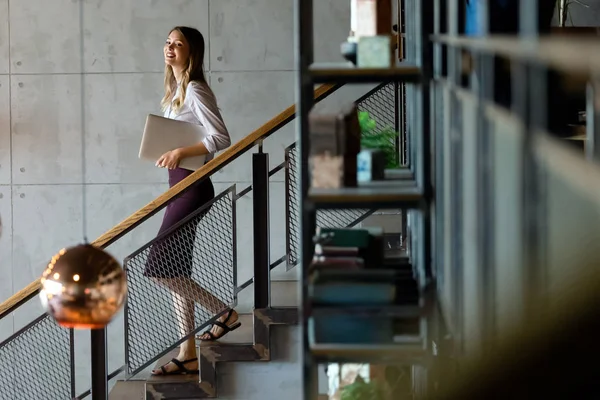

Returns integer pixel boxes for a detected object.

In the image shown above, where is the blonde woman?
[145,26,240,376]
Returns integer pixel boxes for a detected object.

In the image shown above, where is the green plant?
[340,377,387,400]
[358,111,400,169]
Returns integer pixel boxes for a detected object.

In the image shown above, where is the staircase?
[110,281,299,399]
[0,82,406,400]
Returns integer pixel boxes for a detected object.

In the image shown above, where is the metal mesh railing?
[358,82,398,134]
[0,314,73,400]
[285,144,371,268]
[123,185,237,373]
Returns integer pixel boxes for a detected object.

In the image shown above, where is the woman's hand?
[156,149,182,170]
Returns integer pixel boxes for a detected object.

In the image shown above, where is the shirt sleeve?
[188,81,231,153]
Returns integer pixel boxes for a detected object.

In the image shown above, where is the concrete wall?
[0,0,378,395]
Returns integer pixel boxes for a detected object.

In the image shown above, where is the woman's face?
[164,30,190,69]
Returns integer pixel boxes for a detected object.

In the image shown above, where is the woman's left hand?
[156,149,182,170]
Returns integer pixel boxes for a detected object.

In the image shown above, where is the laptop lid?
[139,114,208,171]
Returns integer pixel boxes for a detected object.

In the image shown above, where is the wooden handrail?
[0,83,339,317]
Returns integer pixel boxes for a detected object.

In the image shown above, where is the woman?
[145,26,240,376]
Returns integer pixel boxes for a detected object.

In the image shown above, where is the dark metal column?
[69,329,76,399]
[253,151,271,309]
[295,0,316,399]
[417,0,434,285]
[90,328,108,400]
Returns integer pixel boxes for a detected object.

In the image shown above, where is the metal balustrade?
[123,187,237,374]
[0,315,74,400]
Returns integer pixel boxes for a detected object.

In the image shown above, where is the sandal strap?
[213,320,234,332]
[221,309,234,325]
[170,358,188,372]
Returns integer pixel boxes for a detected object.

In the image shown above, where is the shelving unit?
[309,63,422,83]
[294,1,436,398]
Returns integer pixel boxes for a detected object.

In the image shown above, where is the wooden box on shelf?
[309,103,361,189]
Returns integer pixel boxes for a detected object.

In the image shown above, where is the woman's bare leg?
[152,277,239,356]
[152,291,198,374]
[163,277,240,339]
[157,277,226,314]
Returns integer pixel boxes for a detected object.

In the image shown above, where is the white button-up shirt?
[165,81,231,163]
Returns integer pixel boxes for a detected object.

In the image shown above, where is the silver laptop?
[139,114,208,171]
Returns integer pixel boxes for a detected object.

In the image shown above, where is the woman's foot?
[197,309,241,341]
[151,356,199,376]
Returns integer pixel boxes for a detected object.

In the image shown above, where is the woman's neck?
[172,66,184,84]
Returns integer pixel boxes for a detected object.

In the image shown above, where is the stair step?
[145,308,298,399]
[148,314,254,384]
[146,380,214,399]
[198,314,254,346]
[109,380,146,400]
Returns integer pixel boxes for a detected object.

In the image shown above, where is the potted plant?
[358,110,400,169]
[340,376,388,400]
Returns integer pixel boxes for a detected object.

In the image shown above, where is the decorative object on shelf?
[341,36,358,65]
[358,149,387,182]
[309,103,361,189]
[357,36,392,68]
[359,111,400,169]
[40,244,127,329]
[348,0,394,68]
[340,375,389,400]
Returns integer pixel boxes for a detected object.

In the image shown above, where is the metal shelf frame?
[294,1,435,398]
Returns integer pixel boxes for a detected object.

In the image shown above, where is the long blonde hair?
[161,26,208,114]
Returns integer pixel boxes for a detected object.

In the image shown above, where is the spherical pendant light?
[40,244,127,329]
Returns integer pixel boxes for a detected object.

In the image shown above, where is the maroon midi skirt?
[143,167,215,278]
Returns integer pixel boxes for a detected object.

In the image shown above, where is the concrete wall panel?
[11,184,83,330]
[313,0,351,64]
[210,71,295,182]
[11,74,82,184]
[209,0,294,71]
[83,0,210,73]
[84,73,166,184]
[0,75,9,184]
[313,83,377,114]
[85,183,166,262]
[0,185,13,341]
[9,0,81,74]
[0,0,8,74]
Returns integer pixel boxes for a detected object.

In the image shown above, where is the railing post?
[253,150,270,309]
[90,328,108,400]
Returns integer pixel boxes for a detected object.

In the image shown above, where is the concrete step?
[109,380,146,400]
